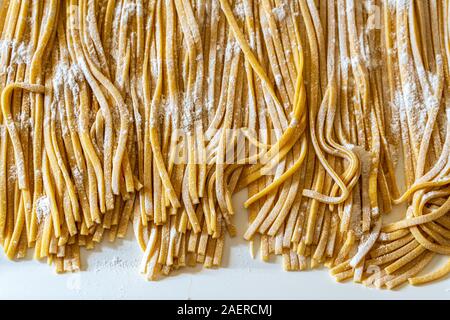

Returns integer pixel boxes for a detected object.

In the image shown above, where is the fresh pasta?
[0,0,449,289]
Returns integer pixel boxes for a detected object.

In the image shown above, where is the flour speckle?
[36,196,51,224]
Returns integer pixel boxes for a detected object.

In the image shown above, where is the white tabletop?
[1,191,449,300]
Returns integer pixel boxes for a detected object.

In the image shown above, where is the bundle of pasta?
[134,0,244,279]
[361,0,450,288]
[0,0,170,276]
[226,0,385,281]
[0,0,133,272]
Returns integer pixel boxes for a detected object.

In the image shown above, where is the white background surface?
[1,191,449,300]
